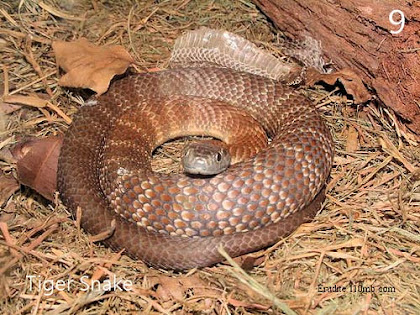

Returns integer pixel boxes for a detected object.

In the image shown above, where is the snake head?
[181,140,231,176]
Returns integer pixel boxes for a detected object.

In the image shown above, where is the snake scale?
[57,29,334,270]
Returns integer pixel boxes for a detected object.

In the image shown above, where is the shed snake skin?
[57,29,334,270]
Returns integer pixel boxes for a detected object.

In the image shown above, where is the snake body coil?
[58,30,334,270]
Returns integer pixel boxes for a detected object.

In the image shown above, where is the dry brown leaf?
[53,38,134,95]
[3,93,72,124]
[12,136,63,200]
[3,94,48,108]
[0,172,19,207]
[1,101,21,114]
[149,274,219,302]
[232,254,265,270]
[346,125,359,152]
[0,148,16,165]
[307,68,371,104]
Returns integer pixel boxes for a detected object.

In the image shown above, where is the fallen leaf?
[149,274,219,302]
[0,148,16,165]
[232,254,265,270]
[306,68,371,104]
[346,125,359,152]
[12,135,63,200]
[0,172,19,207]
[2,93,72,124]
[53,38,134,95]
[1,102,21,114]
[3,94,48,108]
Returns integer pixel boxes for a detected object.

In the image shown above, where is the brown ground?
[0,1,419,314]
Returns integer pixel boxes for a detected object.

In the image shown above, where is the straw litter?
[0,1,419,314]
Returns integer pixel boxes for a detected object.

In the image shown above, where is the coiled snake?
[57,29,334,270]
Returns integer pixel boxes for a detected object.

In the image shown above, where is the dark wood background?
[253,0,420,136]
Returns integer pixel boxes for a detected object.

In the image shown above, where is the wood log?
[253,0,420,135]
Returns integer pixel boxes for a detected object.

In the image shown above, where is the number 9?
[389,10,405,34]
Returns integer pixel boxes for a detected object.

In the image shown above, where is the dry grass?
[0,0,419,314]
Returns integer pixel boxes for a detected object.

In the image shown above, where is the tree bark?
[253,0,420,135]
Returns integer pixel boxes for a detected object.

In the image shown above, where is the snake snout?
[182,140,231,176]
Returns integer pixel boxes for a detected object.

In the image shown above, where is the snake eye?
[216,152,222,162]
